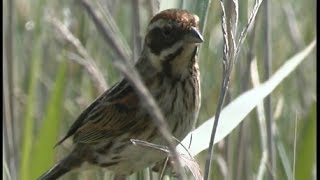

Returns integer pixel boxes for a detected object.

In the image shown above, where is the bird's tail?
[38,152,83,180]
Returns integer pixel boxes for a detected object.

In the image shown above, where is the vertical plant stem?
[204,1,234,179]
[292,112,298,180]
[262,0,274,179]
[224,91,234,180]
[204,77,229,180]
[131,0,142,62]
[225,0,235,54]
[4,0,17,179]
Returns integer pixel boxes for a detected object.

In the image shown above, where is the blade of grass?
[20,38,42,180]
[20,0,47,178]
[177,39,316,156]
[295,102,316,180]
[30,58,67,179]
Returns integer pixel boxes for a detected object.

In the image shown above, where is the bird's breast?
[148,68,200,141]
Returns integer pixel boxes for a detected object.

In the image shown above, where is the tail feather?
[38,153,83,180]
[38,163,70,180]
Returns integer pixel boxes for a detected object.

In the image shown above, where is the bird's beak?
[184,27,204,43]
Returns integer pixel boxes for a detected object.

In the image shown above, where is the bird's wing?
[55,79,143,146]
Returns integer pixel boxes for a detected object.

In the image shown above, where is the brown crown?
[150,9,199,29]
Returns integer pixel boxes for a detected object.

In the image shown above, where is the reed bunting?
[39,8,203,179]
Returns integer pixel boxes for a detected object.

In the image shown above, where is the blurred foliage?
[3,0,315,179]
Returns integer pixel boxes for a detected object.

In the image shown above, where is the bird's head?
[142,9,203,77]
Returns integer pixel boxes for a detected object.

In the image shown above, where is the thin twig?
[204,0,264,179]
[225,0,236,58]
[234,0,263,61]
[130,139,169,153]
[160,157,170,179]
[79,1,185,179]
[173,136,193,159]
[204,2,231,179]
[174,136,203,180]
[232,0,239,36]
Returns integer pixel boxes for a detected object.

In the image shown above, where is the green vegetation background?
[3,0,316,179]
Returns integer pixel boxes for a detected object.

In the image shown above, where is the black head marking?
[147,24,184,55]
[146,9,200,55]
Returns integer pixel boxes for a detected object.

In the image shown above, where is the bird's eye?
[162,26,173,38]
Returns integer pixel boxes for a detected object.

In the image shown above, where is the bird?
[39,8,203,179]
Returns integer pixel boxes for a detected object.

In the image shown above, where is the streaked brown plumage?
[39,8,203,179]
